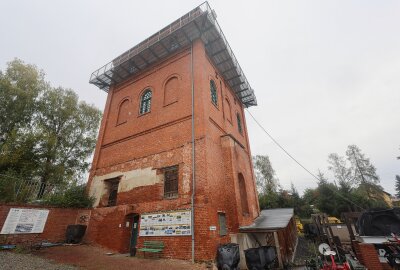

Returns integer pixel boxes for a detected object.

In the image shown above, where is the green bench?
[138,241,165,258]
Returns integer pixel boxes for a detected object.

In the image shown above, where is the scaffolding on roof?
[89,2,257,107]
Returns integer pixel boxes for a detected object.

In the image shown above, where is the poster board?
[0,208,49,234]
[139,210,191,236]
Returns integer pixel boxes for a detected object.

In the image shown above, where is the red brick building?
[86,2,259,261]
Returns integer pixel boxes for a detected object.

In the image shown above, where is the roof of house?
[89,2,257,107]
[240,208,294,232]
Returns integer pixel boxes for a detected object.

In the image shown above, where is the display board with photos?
[0,208,49,234]
[139,210,191,236]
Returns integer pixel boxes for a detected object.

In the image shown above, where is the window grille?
[140,89,152,114]
[210,80,218,106]
[164,166,178,198]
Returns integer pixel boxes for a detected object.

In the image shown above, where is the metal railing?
[89,2,209,83]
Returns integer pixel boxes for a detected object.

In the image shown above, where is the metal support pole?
[190,42,196,264]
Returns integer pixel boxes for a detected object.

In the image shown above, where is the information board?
[139,210,191,236]
[0,208,49,234]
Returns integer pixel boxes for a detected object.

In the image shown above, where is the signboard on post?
[0,208,49,234]
[139,210,191,236]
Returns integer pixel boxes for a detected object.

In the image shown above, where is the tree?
[0,59,46,147]
[34,88,101,197]
[346,145,380,200]
[253,155,277,193]
[0,59,102,201]
[346,145,379,185]
[328,153,353,188]
[253,155,280,209]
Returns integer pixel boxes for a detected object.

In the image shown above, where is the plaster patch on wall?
[89,167,162,207]
[182,144,191,193]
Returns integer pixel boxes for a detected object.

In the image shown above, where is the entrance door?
[129,215,140,256]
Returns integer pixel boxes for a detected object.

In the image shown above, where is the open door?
[129,214,140,256]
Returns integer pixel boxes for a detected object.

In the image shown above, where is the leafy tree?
[0,59,47,147]
[253,155,280,209]
[253,155,278,193]
[328,153,353,188]
[253,155,279,209]
[0,59,102,201]
[34,88,101,197]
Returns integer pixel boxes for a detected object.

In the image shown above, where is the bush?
[42,184,94,208]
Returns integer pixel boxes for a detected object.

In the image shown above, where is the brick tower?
[86,2,259,261]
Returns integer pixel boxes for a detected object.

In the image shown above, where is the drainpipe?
[190,42,196,263]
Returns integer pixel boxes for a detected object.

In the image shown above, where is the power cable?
[245,108,365,211]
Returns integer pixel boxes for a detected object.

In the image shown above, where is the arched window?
[164,76,179,105]
[224,98,232,122]
[238,173,249,215]
[139,89,152,114]
[210,80,218,106]
[117,99,130,125]
[236,112,242,134]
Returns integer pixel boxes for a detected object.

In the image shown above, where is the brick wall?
[354,242,383,270]
[85,39,260,261]
[0,204,89,246]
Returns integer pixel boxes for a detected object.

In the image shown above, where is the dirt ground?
[32,244,209,270]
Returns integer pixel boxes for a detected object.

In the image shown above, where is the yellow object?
[295,218,303,233]
[327,217,341,224]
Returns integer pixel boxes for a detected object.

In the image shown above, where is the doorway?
[129,214,140,256]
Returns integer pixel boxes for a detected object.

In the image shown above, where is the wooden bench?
[138,241,165,258]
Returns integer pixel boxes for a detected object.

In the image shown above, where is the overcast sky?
[1,0,399,194]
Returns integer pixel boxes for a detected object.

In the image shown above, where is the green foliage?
[253,155,312,218]
[255,145,390,220]
[42,184,94,208]
[346,144,379,186]
[0,59,102,202]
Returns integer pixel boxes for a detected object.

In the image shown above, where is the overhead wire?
[245,108,365,211]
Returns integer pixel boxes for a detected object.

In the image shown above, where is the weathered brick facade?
[86,39,259,261]
[0,204,90,246]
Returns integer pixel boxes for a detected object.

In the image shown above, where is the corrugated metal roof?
[240,208,294,231]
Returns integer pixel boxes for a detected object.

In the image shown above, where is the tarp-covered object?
[216,243,240,270]
[357,208,400,236]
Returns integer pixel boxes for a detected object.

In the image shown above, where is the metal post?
[190,42,196,263]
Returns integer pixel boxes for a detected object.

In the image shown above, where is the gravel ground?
[293,236,319,266]
[34,245,208,270]
[0,251,77,270]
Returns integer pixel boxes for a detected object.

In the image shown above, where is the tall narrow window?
[164,166,178,198]
[117,99,130,125]
[237,112,243,134]
[140,89,152,114]
[210,80,218,106]
[224,98,232,122]
[164,76,179,105]
[238,173,249,215]
[218,213,227,236]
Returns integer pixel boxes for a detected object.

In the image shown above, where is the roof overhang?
[240,208,294,232]
[89,1,257,107]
